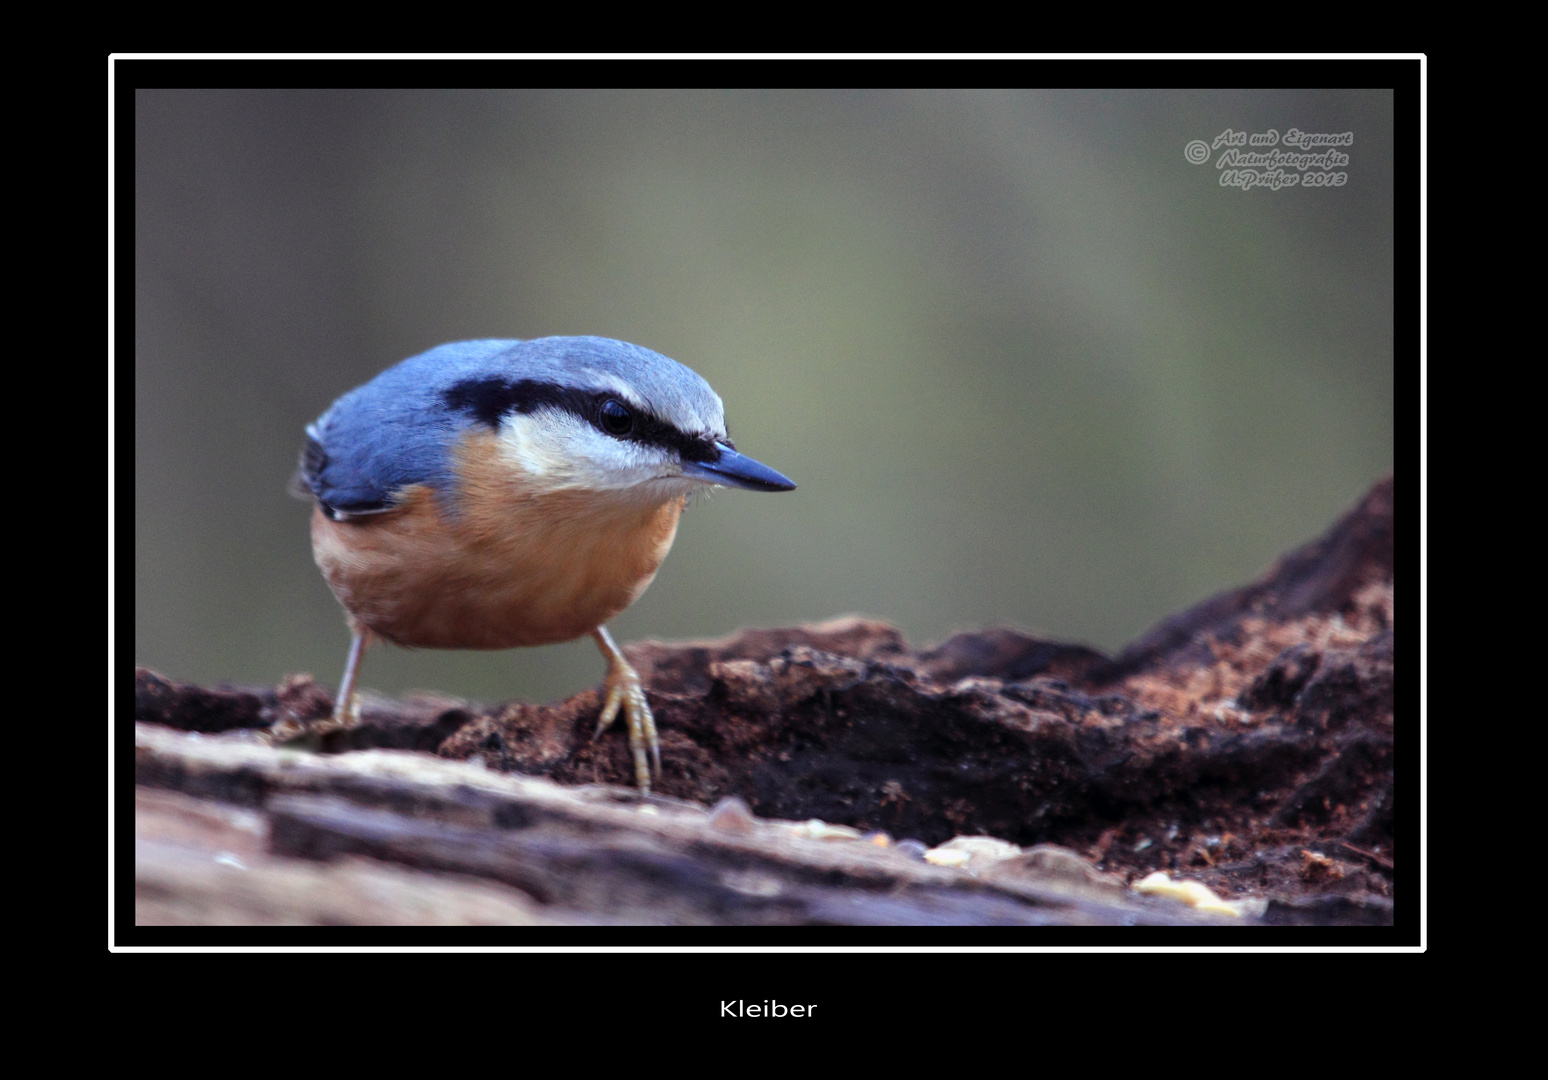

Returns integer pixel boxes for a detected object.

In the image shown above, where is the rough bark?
[132,475,1395,928]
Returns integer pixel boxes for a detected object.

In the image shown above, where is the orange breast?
[309,433,686,650]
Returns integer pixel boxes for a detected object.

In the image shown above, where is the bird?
[287,336,796,793]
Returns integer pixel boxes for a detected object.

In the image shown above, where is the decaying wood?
[132,475,1395,928]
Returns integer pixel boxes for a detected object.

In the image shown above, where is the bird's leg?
[329,629,369,727]
[591,625,659,793]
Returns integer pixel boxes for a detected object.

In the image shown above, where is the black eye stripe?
[442,377,719,462]
[442,377,589,428]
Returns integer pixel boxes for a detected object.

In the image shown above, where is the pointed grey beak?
[681,444,796,492]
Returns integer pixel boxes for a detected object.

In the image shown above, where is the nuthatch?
[291,336,795,792]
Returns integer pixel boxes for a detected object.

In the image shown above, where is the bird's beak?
[681,444,796,492]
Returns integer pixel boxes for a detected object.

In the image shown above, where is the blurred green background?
[132,87,1395,706]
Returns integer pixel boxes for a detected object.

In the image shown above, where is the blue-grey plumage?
[291,336,796,793]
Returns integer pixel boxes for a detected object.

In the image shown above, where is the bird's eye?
[598,398,634,436]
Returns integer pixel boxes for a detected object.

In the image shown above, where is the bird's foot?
[592,627,660,793]
[262,689,361,748]
[263,631,367,749]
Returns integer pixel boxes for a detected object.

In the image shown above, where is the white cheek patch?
[495,411,577,482]
[496,410,681,493]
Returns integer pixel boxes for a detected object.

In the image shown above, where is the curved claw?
[592,626,660,793]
